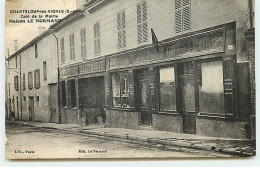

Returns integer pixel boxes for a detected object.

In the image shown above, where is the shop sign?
[60,65,79,77]
[109,29,225,70]
[79,58,105,75]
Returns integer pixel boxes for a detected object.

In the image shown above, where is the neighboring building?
[6,29,59,123]
[6,0,255,140]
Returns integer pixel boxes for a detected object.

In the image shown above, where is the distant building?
[6,0,255,139]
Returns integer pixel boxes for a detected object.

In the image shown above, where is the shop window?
[43,61,47,80]
[69,33,75,60]
[117,10,126,49]
[34,69,40,89]
[198,60,225,114]
[137,1,147,44]
[80,28,87,59]
[68,79,76,108]
[28,72,33,90]
[23,73,26,90]
[175,0,191,34]
[14,76,19,91]
[112,72,130,108]
[159,67,176,111]
[61,81,66,107]
[60,37,65,63]
[94,22,101,56]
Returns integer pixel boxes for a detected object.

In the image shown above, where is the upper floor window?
[175,0,191,34]
[69,33,75,60]
[43,61,47,80]
[60,37,65,63]
[34,69,40,89]
[80,28,87,59]
[94,22,101,56]
[35,44,38,58]
[23,73,26,90]
[137,1,147,44]
[28,72,33,90]
[117,10,126,49]
[14,76,19,91]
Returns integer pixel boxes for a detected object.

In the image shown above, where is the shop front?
[105,22,250,139]
[59,57,106,125]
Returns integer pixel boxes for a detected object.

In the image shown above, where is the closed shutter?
[183,3,190,31]
[122,11,126,48]
[117,13,122,49]
[137,3,142,44]
[175,0,182,33]
[223,56,237,117]
[175,0,190,33]
[142,1,147,42]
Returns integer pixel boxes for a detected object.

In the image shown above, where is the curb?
[6,121,255,157]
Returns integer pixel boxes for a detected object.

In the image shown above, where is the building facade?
[6,30,59,123]
[6,0,255,139]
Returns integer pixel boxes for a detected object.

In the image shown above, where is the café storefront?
[59,57,106,125]
[104,22,251,139]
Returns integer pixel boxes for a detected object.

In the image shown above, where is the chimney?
[14,40,18,52]
[38,27,45,35]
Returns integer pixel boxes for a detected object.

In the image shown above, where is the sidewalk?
[6,120,256,157]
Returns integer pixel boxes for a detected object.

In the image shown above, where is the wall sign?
[109,29,225,70]
[79,58,106,75]
[60,65,78,77]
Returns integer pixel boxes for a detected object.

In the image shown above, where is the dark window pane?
[198,61,225,114]
[112,73,120,107]
[159,67,176,111]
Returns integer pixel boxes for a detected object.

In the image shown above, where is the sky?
[5,0,77,57]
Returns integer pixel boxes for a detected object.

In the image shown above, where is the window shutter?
[183,0,190,31]
[175,9,182,33]
[142,2,147,42]
[223,57,237,117]
[137,3,142,44]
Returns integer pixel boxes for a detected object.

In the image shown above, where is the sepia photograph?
[4,0,256,159]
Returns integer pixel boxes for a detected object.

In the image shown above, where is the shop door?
[29,97,34,121]
[49,84,58,123]
[180,62,196,134]
[136,69,152,126]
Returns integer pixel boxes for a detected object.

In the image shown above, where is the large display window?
[112,72,130,108]
[159,66,177,112]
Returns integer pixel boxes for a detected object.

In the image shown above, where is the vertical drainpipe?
[20,54,22,120]
[50,29,61,124]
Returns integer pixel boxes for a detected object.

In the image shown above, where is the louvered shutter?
[183,0,190,31]
[142,2,147,42]
[117,13,122,49]
[137,3,142,44]
[175,0,182,33]
[122,11,126,48]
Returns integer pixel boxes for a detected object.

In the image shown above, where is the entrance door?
[49,84,58,123]
[136,69,152,126]
[179,62,196,134]
[29,97,34,121]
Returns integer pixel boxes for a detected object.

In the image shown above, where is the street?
[5,123,233,159]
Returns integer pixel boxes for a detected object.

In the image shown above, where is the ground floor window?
[198,60,225,114]
[159,66,176,112]
[112,72,130,108]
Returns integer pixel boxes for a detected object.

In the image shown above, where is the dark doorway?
[135,69,152,126]
[79,76,105,125]
[29,97,34,121]
[179,62,196,134]
[49,84,58,123]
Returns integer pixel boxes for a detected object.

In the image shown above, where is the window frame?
[35,44,38,58]
[175,0,191,34]
[43,61,47,81]
[137,1,148,45]
[111,71,131,109]
[158,65,178,113]
[69,33,75,60]
[28,72,33,90]
[34,69,40,89]
[94,22,101,56]
[80,28,87,59]
[117,10,126,50]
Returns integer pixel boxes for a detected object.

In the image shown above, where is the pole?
[50,30,61,124]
